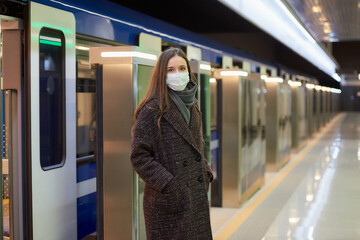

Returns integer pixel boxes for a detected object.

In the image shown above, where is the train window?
[39,28,65,170]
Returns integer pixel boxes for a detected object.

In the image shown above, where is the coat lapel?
[163,101,202,155]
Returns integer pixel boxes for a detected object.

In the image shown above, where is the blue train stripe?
[77,192,97,240]
[77,162,97,239]
[77,162,96,182]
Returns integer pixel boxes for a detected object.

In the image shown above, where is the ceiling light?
[210,78,216,83]
[324,28,331,34]
[100,51,157,60]
[312,6,322,13]
[200,64,211,70]
[315,85,322,91]
[306,83,315,89]
[261,75,268,80]
[332,73,341,82]
[218,0,337,78]
[76,45,90,51]
[220,70,248,77]
[306,194,314,202]
[288,80,302,87]
[265,77,283,83]
[331,88,341,94]
[276,0,316,44]
[289,217,300,224]
[319,17,327,22]
[358,73,360,80]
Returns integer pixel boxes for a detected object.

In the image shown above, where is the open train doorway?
[209,78,222,207]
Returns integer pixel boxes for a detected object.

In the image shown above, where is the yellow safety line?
[215,113,344,240]
[3,198,9,205]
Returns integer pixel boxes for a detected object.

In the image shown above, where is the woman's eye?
[180,67,187,71]
[168,68,174,72]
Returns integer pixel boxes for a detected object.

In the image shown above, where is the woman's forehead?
[167,55,187,67]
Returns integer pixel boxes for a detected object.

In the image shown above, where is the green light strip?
[39,39,62,47]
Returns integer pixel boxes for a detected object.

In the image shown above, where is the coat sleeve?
[131,106,174,192]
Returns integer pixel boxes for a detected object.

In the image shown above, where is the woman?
[131,47,213,240]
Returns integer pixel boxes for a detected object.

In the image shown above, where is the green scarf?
[168,81,198,125]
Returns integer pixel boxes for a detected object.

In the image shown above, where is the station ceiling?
[111,0,360,88]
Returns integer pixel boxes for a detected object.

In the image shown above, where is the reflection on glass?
[75,39,110,159]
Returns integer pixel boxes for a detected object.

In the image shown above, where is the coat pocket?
[155,179,187,214]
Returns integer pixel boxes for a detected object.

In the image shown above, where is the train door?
[199,71,211,169]
[315,87,321,131]
[189,59,213,204]
[307,86,314,137]
[278,83,286,164]
[283,83,292,162]
[89,46,158,240]
[249,75,261,185]
[313,88,318,131]
[265,77,290,171]
[291,82,308,152]
[27,2,77,239]
[75,37,119,239]
[212,69,244,208]
[189,60,212,177]
[259,79,267,177]
[240,78,249,200]
[319,90,324,126]
[1,13,25,239]
[299,85,308,146]
[246,73,265,200]
[209,77,222,207]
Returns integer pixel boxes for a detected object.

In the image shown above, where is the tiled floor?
[211,113,360,240]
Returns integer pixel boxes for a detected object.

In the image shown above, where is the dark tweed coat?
[131,98,213,240]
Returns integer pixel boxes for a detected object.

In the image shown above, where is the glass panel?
[137,65,153,104]
[200,74,211,165]
[135,65,153,240]
[39,28,65,170]
[210,80,217,128]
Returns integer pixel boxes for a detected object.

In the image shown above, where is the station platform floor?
[210,112,360,240]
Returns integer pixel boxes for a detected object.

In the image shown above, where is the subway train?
[0,0,341,239]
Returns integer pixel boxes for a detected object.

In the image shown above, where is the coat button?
[197,176,203,182]
[195,155,201,162]
[183,160,188,167]
[186,182,191,188]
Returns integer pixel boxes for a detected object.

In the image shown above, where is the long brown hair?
[133,47,195,129]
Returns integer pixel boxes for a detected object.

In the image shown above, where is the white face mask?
[166,72,190,91]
